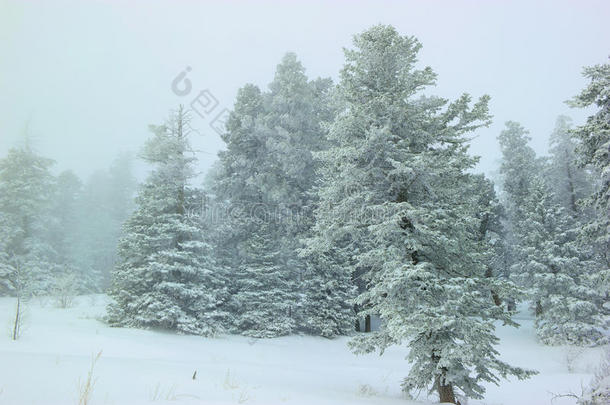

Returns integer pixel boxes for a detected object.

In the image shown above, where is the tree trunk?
[364,314,371,332]
[564,149,578,213]
[12,296,20,341]
[354,304,361,332]
[507,298,516,312]
[491,291,502,307]
[535,300,543,317]
[484,267,502,306]
[437,378,458,404]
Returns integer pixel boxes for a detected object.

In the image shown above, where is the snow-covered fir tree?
[50,170,82,262]
[301,224,357,338]
[499,120,606,345]
[496,121,546,311]
[73,153,136,291]
[212,54,333,337]
[547,115,594,216]
[306,25,535,403]
[48,170,85,292]
[496,121,544,208]
[469,174,508,307]
[0,143,61,295]
[263,53,335,332]
[212,83,296,336]
[232,222,296,337]
[107,107,227,336]
[512,177,606,344]
[569,62,610,313]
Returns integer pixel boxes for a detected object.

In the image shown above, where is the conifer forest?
[1,1,609,404]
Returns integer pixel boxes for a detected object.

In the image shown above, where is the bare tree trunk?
[436,376,458,404]
[364,314,371,332]
[535,300,543,317]
[484,267,502,306]
[12,295,20,341]
[507,298,516,312]
[10,260,27,341]
[564,149,578,213]
[431,352,460,405]
[491,291,502,307]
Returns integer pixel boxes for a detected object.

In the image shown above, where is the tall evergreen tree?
[307,25,534,403]
[212,54,333,337]
[211,83,264,271]
[107,108,227,335]
[73,170,115,289]
[73,153,136,291]
[547,115,593,215]
[0,144,59,295]
[569,62,610,276]
[48,170,84,290]
[232,223,296,337]
[212,83,291,335]
[497,122,544,226]
[496,121,545,310]
[470,174,508,307]
[498,121,606,345]
[513,178,605,344]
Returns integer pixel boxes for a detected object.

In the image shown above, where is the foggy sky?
[1,0,609,182]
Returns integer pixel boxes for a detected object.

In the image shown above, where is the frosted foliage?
[107,108,228,336]
[307,25,535,402]
[212,53,337,337]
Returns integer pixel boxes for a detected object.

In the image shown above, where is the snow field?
[0,296,605,405]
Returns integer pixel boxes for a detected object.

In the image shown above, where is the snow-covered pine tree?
[211,83,293,336]
[262,53,334,331]
[300,222,356,337]
[48,170,86,293]
[512,177,606,345]
[265,54,348,336]
[307,25,534,403]
[498,120,606,344]
[107,107,227,336]
[101,153,137,289]
[0,144,60,295]
[569,62,610,311]
[547,115,594,216]
[72,170,115,290]
[496,121,547,311]
[232,222,296,337]
[73,153,136,291]
[469,174,509,307]
[0,245,11,294]
[212,54,334,337]
[546,114,607,344]
[50,170,82,262]
[211,83,265,274]
[497,122,544,237]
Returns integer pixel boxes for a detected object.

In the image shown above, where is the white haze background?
[1,0,609,179]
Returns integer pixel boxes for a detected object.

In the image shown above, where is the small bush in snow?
[565,346,586,373]
[53,272,78,309]
[356,384,377,397]
[579,348,610,405]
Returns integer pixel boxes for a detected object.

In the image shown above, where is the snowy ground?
[0,295,605,405]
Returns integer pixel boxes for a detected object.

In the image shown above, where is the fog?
[1,0,609,179]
